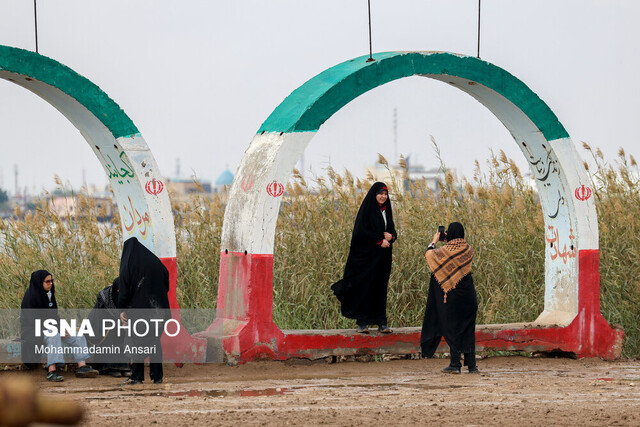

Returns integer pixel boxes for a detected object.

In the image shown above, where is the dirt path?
[3,356,640,426]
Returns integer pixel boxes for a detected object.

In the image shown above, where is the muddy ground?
[3,356,640,426]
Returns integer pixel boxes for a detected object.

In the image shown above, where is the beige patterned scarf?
[425,238,474,303]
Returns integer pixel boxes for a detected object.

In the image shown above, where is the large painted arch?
[209,51,622,363]
[0,45,205,362]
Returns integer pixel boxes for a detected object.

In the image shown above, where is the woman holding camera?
[420,222,478,373]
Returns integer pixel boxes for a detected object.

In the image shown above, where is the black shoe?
[122,378,143,385]
[378,325,392,334]
[442,366,461,374]
[105,369,122,378]
[76,365,99,378]
[46,371,64,382]
[356,325,369,334]
[152,378,163,384]
[468,366,480,374]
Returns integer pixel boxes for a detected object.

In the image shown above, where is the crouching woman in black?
[86,278,131,377]
[420,222,478,373]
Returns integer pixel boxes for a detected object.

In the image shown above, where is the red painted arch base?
[473,250,623,359]
[160,257,207,363]
[207,250,623,364]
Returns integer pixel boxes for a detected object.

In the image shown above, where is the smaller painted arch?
[0,45,205,362]
[0,45,173,256]
[212,51,621,362]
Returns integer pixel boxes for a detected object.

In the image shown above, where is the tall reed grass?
[0,147,637,357]
[0,181,121,308]
[272,151,545,332]
[583,144,640,356]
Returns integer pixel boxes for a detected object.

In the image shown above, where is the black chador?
[331,182,397,327]
[118,238,170,314]
[118,237,170,384]
[20,269,58,367]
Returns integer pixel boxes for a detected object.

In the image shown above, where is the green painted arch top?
[0,45,138,139]
[258,51,569,141]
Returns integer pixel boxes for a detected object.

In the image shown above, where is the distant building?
[90,191,115,219]
[47,190,114,219]
[405,162,444,193]
[364,157,445,195]
[166,177,212,203]
[213,169,234,194]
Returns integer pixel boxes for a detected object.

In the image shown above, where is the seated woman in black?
[420,222,478,373]
[20,270,98,381]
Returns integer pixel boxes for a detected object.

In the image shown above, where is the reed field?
[0,146,638,357]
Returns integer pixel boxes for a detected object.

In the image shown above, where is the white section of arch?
[221,132,314,255]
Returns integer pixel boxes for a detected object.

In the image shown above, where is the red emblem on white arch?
[145,178,164,195]
[241,174,255,192]
[574,185,592,201]
[266,180,284,197]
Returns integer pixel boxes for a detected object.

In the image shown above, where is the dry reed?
[0,147,637,357]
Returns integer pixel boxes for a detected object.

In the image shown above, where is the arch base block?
[160,257,208,363]
[211,315,623,363]
[206,250,623,363]
[208,314,622,363]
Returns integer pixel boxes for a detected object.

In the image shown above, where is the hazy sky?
[0,1,638,195]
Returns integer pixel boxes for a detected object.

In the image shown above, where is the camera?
[438,225,445,241]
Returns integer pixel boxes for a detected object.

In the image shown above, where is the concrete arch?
[0,45,205,362]
[212,51,622,362]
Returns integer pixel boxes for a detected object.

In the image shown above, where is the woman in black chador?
[331,182,397,333]
[118,237,171,385]
[421,222,478,374]
[20,270,98,381]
